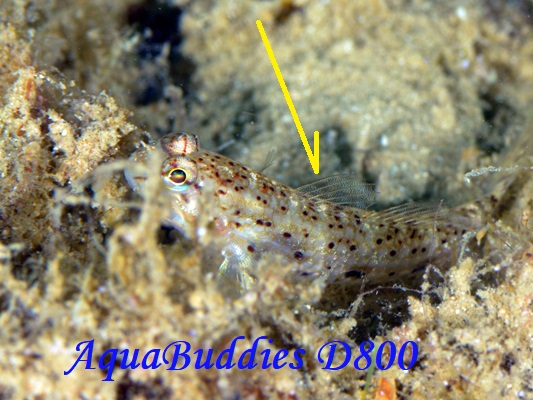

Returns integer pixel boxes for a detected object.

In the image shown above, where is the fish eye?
[162,157,197,190]
[169,168,188,184]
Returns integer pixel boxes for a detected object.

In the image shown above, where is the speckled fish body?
[125,132,479,291]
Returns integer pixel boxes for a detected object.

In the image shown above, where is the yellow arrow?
[256,20,320,174]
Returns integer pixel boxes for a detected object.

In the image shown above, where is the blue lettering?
[260,338,274,369]
[398,341,418,370]
[215,336,244,369]
[289,348,306,369]
[99,348,119,381]
[375,341,396,370]
[354,340,374,370]
[64,339,96,375]
[120,348,140,370]
[237,336,269,369]
[317,340,351,370]
[163,340,191,370]
[194,348,215,369]
[260,348,272,369]
[272,349,289,369]
[142,349,162,369]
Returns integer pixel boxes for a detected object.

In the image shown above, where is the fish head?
[125,132,204,236]
[159,132,200,194]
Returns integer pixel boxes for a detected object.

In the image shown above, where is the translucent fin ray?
[258,149,277,173]
[366,200,472,229]
[297,175,378,209]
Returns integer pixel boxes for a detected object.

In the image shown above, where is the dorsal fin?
[366,201,447,226]
[297,175,378,209]
[365,200,475,230]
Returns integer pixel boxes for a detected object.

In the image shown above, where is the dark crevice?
[212,89,261,153]
[157,225,183,245]
[318,280,444,343]
[323,126,353,170]
[126,1,196,105]
[476,91,516,155]
[273,0,303,25]
[500,352,516,374]
[116,374,173,399]
[345,291,416,343]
